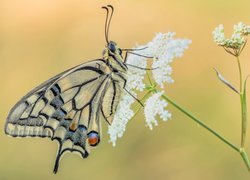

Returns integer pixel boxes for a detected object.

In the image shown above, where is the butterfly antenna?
[102,6,109,44]
[107,5,114,42]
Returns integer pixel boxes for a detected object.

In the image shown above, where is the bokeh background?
[1,0,250,179]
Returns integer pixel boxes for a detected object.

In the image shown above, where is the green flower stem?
[160,92,250,172]
[240,148,250,172]
[160,93,240,152]
[240,94,247,148]
[237,56,247,148]
[146,71,153,85]
[236,56,243,92]
[145,65,250,172]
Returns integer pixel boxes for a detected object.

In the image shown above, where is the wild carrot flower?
[144,91,171,130]
[126,49,147,92]
[108,32,191,146]
[146,32,191,87]
[213,22,250,55]
[107,93,135,146]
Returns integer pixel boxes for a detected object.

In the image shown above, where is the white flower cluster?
[108,32,191,146]
[144,92,172,130]
[145,32,191,87]
[126,48,147,91]
[213,22,250,49]
[107,93,135,146]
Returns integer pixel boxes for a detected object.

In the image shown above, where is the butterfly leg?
[124,50,152,63]
[121,46,148,52]
[124,49,155,63]
[123,87,144,107]
[125,63,158,70]
[127,51,154,59]
[124,51,129,63]
[114,73,144,107]
[123,51,157,70]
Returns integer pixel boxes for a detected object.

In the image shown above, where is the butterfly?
[4,5,149,173]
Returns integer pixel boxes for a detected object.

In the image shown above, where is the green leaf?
[214,68,239,94]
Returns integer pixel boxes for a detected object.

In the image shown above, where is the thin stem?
[157,91,250,172]
[237,56,243,92]
[160,93,240,152]
[240,148,250,173]
[146,71,153,85]
[236,56,247,148]
[240,93,247,148]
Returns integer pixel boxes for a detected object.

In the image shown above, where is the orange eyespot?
[87,132,100,146]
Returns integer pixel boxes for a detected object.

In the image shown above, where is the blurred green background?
[1,0,250,179]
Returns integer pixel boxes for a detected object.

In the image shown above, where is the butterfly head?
[103,41,124,63]
[108,41,122,54]
[102,5,127,70]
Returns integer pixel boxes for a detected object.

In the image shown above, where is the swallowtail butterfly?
[5,5,147,173]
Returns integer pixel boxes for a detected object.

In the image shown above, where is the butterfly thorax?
[103,41,128,73]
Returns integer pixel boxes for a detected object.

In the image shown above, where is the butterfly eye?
[87,131,100,146]
[109,43,116,53]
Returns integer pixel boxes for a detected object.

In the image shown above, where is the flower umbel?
[144,92,171,130]
[107,93,135,146]
[126,49,147,92]
[108,32,191,146]
[145,32,191,87]
[213,22,250,56]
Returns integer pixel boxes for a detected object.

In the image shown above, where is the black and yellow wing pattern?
[5,59,124,173]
